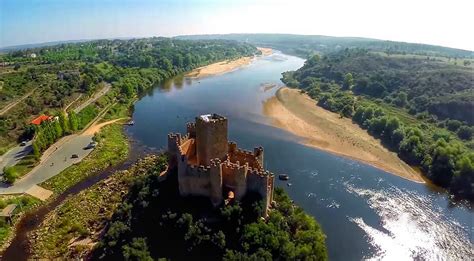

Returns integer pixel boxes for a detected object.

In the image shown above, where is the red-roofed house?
[31,115,53,125]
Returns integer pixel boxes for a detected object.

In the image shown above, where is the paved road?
[0,134,94,194]
[73,83,111,113]
[0,141,33,175]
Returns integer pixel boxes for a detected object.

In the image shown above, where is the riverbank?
[186,47,272,78]
[263,87,424,183]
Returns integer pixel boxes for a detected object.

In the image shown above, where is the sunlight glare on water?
[345,183,473,260]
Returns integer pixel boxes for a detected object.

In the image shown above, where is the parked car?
[71,154,79,159]
[83,141,97,150]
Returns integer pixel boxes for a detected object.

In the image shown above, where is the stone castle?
[168,114,274,216]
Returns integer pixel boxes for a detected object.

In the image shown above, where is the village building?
[168,114,274,216]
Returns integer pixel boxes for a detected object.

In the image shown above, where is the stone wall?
[221,160,248,200]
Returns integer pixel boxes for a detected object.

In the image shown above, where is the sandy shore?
[186,47,272,78]
[258,47,273,56]
[263,87,424,183]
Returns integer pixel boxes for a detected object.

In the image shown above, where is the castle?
[167,114,274,216]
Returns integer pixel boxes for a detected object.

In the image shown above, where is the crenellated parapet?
[186,164,211,177]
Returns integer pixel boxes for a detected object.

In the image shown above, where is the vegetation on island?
[91,164,327,260]
[282,49,474,200]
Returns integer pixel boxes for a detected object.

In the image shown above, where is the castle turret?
[254,146,264,166]
[196,114,228,165]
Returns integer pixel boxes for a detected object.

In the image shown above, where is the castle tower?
[196,114,228,165]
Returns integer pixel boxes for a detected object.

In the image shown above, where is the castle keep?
[168,114,274,216]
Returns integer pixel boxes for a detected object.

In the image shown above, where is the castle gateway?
[168,114,274,216]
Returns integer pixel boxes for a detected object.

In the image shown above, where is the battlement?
[196,114,227,125]
[222,159,249,171]
[186,164,211,177]
[254,146,264,156]
[248,167,273,178]
[210,158,222,167]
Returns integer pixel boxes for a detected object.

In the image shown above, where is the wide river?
[127,52,473,260]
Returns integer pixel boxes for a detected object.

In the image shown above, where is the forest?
[92,162,328,260]
[281,49,474,200]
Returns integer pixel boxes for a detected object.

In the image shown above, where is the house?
[31,115,53,125]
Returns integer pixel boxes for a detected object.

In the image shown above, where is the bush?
[457,126,473,140]
[3,167,18,184]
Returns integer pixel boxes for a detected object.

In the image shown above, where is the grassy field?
[30,155,166,259]
[40,124,129,194]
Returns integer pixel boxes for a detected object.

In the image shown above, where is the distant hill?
[0,37,135,53]
[176,34,473,58]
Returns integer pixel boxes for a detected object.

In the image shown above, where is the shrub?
[3,167,18,184]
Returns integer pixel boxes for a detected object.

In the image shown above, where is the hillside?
[176,34,474,59]
[0,38,257,150]
[281,49,473,200]
[292,49,474,124]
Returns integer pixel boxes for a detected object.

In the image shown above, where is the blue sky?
[1,0,473,50]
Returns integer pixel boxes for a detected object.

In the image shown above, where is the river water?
[127,52,473,260]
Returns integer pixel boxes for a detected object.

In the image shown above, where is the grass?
[0,195,41,249]
[0,146,9,156]
[9,154,38,179]
[102,99,135,122]
[40,124,129,194]
[30,155,165,258]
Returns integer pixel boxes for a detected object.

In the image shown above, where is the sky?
[1,0,473,50]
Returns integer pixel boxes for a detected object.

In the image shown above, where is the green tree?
[122,237,153,261]
[457,126,473,140]
[394,92,408,107]
[53,120,63,138]
[446,120,462,131]
[3,166,18,184]
[59,113,70,134]
[69,111,79,131]
[342,73,354,90]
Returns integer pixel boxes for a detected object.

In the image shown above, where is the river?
[126,51,473,260]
